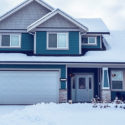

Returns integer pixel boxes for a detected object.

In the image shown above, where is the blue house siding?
[0,33,34,52]
[82,36,101,49]
[0,64,66,89]
[21,33,34,51]
[36,31,79,55]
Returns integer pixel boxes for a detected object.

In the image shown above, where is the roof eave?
[87,32,110,35]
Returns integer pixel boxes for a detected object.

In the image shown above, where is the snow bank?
[0,103,125,125]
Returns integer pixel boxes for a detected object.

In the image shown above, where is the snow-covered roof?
[76,18,110,33]
[0,31,124,63]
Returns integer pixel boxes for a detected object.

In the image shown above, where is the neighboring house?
[0,0,123,104]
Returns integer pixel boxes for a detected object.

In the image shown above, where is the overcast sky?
[0,0,125,31]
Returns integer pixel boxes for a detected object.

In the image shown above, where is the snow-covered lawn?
[0,105,26,116]
[0,103,124,125]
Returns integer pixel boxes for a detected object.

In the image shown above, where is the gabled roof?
[0,0,54,22]
[77,18,110,33]
[27,9,88,32]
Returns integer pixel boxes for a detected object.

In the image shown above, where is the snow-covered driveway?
[0,103,124,125]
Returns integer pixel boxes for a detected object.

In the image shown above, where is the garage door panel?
[0,71,59,104]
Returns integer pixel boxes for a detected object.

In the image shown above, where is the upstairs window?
[0,34,21,48]
[47,32,68,50]
[82,36,97,45]
[111,71,123,90]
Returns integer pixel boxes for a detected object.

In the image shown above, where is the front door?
[72,74,94,102]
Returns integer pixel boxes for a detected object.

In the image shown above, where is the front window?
[82,36,97,45]
[111,71,123,90]
[48,32,68,49]
[88,37,97,44]
[1,34,21,47]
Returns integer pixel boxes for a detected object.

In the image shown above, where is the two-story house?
[0,0,124,104]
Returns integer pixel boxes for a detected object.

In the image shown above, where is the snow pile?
[0,103,125,125]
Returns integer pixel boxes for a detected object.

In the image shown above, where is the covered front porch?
[66,63,125,103]
[67,68,101,102]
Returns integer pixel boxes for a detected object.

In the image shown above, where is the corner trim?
[79,32,81,54]
[34,32,36,54]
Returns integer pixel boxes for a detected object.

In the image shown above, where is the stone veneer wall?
[59,89,67,103]
[101,89,111,102]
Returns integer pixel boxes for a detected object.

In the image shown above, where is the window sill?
[82,44,97,46]
[111,89,124,92]
[0,46,21,48]
[47,48,69,50]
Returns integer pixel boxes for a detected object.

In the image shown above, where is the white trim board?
[79,32,82,54]
[34,32,36,54]
[0,0,54,22]
[27,9,88,32]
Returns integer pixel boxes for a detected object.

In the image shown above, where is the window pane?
[1,35,10,46]
[73,78,76,89]
[48,34,57,48]
[112,71,123,81]
[11,35,20,46]
[112,81,123,89]
[82,37,88,44]
[79,78,86,89]
[57,33,67,48]
[88,37,96,44]
[89,78,92,89]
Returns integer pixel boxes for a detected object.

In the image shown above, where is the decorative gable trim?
[35,0,54,11]
[0,0,54,22]
[27,9,88,32]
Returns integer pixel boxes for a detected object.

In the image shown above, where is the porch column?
[101,67,111,102]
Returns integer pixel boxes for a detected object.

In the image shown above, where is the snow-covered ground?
[0,103,124,125]
[0,105,26,116]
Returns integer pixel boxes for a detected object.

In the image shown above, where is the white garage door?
[0,70,60,104]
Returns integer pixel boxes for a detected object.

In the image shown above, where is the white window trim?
[47,32,69,50]
[0,33,21,48]
[88,36,97,45]
[111,70,124,91]
[82,36,97,45]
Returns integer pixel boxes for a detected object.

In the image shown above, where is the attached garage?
[0,70,60,104]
